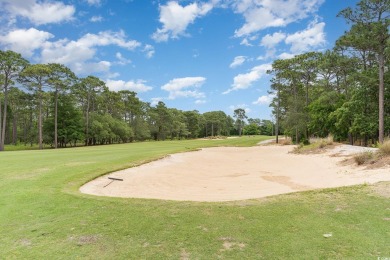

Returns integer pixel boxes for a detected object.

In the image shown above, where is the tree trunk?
[276,86,280,144]
[38,90,43,150]
[12,114,17,145]
[85,93,90,146]
[0,98,2,151]
[1,82,9,151]
[54,89,58,149]
[378,52,385,144]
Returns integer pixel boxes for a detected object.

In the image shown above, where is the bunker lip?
[80,144,390,202]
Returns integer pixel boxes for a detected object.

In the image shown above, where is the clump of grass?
[354,151,374,165]
[280,138,292,145]
[378,139,390,156]
[293,135,334,154]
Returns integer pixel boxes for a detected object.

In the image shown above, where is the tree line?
[268,0,389,145]
[0,52,274,151]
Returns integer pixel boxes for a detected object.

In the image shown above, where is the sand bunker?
[80,144,390,202]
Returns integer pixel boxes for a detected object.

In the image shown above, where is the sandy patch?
[80,144,390,202]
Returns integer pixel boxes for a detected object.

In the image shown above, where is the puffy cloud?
[285,19,326,53]
[152,1,214,42]
[233,0,324,37]
[230,56,246,68]
[0,28,53,57]
[106,79,153,93]
[161,77,206,100]
[1,0,75,25]
[278,52,296,60]
[253,94,275,105]
[260,31,286,49]
[224,63,272,94]
[40,30,141,74]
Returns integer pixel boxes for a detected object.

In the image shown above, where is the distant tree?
[243,124,260,135]
[233,108,247,136]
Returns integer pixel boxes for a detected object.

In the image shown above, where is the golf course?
[1,136,390,259]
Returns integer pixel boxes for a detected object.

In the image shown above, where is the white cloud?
[0,28,53,57]
[1,0,75,25]
[90,16,103,22]
[143,44,155,58]
[230,56,246,68]
[229,104,251,114]
[224,63,272,94]
[253,94,275,105]
[72,60,112,75]
[260,32,286,49]
[240,38,253,46]
[233,0,324,37]
[115,52,131,65]
[195,99,206,104]
[285,19,326,53]
[161,77,206,100]
[152,1,214,42]
[278,52,295,60]
[86,0,101,6]
[40,30,141,74]
[106,79,153,93]
[151,97,164,106]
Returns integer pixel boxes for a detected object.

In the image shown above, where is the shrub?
[281,138,292,145]
[354,151,374,165]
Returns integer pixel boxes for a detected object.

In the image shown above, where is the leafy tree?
[47,63,77,148]
[43,94,84,147]
[338,0,390,143]
[19,64,51,149]
[233,108,247,136]
[0,50,28,151]
[76,76,107,145]
[243,123,260,135]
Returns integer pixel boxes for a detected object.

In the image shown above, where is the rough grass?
[1,136,390,259]
[354,151,375,165]
[378,139,390,156]
[352,140,390,167]
[293,135,334,154]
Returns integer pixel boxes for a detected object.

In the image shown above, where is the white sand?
[80,144,390,202]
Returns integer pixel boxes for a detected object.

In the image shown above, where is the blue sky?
[0,0,359,120]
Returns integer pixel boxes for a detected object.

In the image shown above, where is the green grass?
[1,136,389,259]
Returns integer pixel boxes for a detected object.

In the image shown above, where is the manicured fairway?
[1,136,389,259]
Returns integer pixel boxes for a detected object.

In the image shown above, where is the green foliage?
[243,123,260,135]
[43,94,84,147]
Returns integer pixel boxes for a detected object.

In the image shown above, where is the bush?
[280,138,292,145]
[354,151,374,165]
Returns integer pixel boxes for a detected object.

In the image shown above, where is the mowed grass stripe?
[1,136,389,259]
